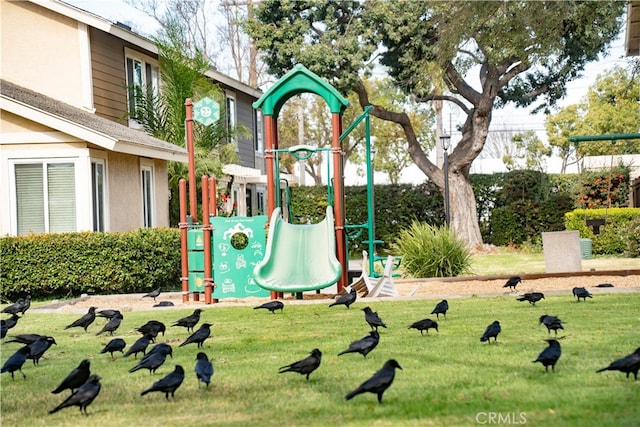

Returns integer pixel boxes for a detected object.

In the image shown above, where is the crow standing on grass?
[141,365,185,400]
[142,287,161,302]
[124,334,153,359]
[516,292,545,306]
[4,333,43,345]
[278,348,322,381]
[3,313,20,330]
[329,288,357,309]
[532,339,562,372]
[503,276,522,292]
[96,312,123,336]
[572,287,593,302]
[1,346,30,380]
[345,359,402,403]
[338,331,379,358]
[27,336,57,366]
[195,352,214,388]
[480,321,501,343]
[100,338,126,359]
[49,374,101,416]
[539,315,564,335]
[408,318,439,335]
[136,320,166,341]
[129,344,172,375]
[253,301,284,313]
[596,347,640,380]
[64,307,97,333]
[171,309,203,333]
[179,323,212,349]
[96,309,121,319]
[431,300,449,319]
[363,307,387,331]
[51,359,91,395]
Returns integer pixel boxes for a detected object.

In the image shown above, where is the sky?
[65,0,631,183]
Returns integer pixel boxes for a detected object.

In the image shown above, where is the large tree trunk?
[448,173,483,248]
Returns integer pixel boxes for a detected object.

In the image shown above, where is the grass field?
[1,292,639,426]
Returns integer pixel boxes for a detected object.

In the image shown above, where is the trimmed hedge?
[0,228,181,302]
[565,207,640,254]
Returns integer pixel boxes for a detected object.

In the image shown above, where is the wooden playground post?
[202,176,214,304]
[332,113,347,293]
[179,179,189,302]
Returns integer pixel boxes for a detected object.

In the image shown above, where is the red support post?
[179,179,189,302]
[202,176,214,304]
[185,98,198,223]
[332,113,347,293]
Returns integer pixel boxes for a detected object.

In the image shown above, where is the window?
[14,162,76,235]
[141,166,154,228]
[226,93,237,144]
[125,50,159,123]
[254,109,264,153]
[91,160,106,232]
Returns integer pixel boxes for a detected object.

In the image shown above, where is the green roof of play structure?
[253,64,349,117]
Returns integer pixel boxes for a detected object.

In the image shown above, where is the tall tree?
[246,0,624,247]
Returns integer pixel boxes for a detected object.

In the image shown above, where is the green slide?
[253,207,342,292]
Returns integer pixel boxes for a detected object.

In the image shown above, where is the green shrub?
[0,228,181,301]
[621,218,640,257]
[392,221,472,278]
[565,207,640,254]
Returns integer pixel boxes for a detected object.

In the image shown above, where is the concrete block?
[541,230,582,273]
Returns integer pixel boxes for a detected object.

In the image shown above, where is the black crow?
[195,352,214,388]
[532,339,562,372]
[3,313,20,330]
[431,300,449,319]
[96,312,123,336]
[145,343,173,359]
[254,301,284,313]
[278,348,322,381]
[124,334,153,359]
[362,306,387,331]
[329,288,357,309]
[516,292,545,306]
[27,336,57,365]
[596,347,640,380]
[595,283,614,288]
[171,309,202,333]
[142,287,161,302]
[338,331,379,358]
[572,287,593,302]
[51,359,91,395]
[539,315,564,335]
[408,318,439,335]
[64,307,97,333]
[141,365,185,399]
[5,333,43,345]
[17,295,31,316]
[100,338,126,359]
[129,344,172,375]
[136,320,166,342]
[480,321,501,343]
[179,323,212,349]
[96,309,121,319]
[49,374,101,415]
[1,297,25,315]
[345,359,402,403]
[503,276,522,292]
[1,346,30,380]
[154,301,174,307]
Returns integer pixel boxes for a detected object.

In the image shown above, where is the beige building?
[1,0,265,235]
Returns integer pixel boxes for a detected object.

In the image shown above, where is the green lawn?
[1,293,639,426]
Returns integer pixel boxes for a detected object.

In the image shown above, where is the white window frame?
[141,162,155,228]
[9,158,80,235]
[91,158,107,232]
[254,109,264,153]
[125,48,159,128]
[226,91,237,147]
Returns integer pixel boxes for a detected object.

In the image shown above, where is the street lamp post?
[440,134,451,226]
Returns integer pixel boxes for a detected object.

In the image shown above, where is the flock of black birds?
[0,289,215,416]
[1,277,639,416]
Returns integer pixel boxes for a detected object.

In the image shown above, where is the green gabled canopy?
[252,64,349,117]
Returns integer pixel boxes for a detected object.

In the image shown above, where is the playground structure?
[179,64,392,303]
